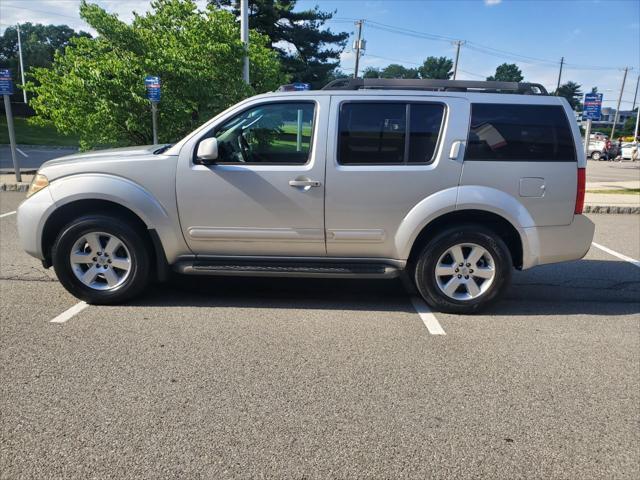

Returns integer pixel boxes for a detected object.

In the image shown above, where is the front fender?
[47,174,186,263]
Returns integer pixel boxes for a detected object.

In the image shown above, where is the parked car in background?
[586,139,607,160]
[17,79,594,314]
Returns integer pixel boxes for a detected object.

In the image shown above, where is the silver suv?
[17,79,595,314]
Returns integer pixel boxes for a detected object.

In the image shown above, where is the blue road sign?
[145,75,161,102]
[583,93,603,121]
[277,83,311,92]
[0,69,14,96]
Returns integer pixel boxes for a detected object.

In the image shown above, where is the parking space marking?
[592,242,640,268]
[50,302,89,324]
[411,297,446,335]
[0,210,16,218]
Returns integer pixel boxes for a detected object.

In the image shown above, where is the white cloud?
[484,0,503,6]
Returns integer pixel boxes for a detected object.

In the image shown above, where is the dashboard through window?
[203,102,315,165]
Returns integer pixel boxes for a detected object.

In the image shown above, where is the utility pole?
[240,0,249,84]
[452,40,465,80]
[353,20,364,78]
[610,67,629,140]
[555,57,564,94]
[16,24,27,103]
[632,74,639,111]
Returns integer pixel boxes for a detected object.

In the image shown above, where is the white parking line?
[592,242,640,268]
[50,302,89,324]
[411,297,446,335]
[16,148,28,158]
[0,210,17,218]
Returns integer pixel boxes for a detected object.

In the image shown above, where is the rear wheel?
[413,225,512,314]
[52,215,150,304]
[591,151,601,160]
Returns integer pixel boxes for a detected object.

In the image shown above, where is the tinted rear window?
[465,104,576,162]
[338,102,445,165]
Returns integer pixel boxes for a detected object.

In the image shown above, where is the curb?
[583,205,640,214]
[1,183,29,192]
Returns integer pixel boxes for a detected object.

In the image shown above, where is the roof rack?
[321,78,548,95]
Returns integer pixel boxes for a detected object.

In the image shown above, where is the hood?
[40,144,171,169]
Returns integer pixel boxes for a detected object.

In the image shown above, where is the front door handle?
[289,179,321,188]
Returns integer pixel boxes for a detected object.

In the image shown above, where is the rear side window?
[339,102,444,165]
[465,104,576,162]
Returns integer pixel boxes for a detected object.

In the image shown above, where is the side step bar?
[174,259,401,279]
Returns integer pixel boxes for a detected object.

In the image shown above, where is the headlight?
[26,174,49,198]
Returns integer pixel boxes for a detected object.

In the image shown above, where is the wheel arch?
[407,209,525,270]
[41,199,170,281]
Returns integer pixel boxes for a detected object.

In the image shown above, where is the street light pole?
[240,0,249,85]
[610,67,629,140]
[16,24,27,103]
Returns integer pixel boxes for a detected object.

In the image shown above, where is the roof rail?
[322,78,548,95]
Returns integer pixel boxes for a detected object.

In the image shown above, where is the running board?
[174,260,401,279]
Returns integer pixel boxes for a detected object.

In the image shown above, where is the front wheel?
[591,151,601,161]
[413,225,512,314]
[52,215,150,304]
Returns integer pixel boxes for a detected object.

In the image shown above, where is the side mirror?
[196,137,218,163]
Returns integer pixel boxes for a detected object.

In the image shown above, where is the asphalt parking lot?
[1,191,638,479]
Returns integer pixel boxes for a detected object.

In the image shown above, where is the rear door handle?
[289,179,321,187]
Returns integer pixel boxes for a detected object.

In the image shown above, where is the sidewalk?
[2,173,639,213]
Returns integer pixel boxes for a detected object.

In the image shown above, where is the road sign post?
[145,76,161,144]
[584,118,592,158]
[1,69,20,182]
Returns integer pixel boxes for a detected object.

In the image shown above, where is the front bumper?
[16,188,56,261]
[522,214,595,269]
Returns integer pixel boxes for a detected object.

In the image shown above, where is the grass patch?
[586,188,640,195]
[0,117,79,147]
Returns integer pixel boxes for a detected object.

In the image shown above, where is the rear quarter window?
[465,103,577,162]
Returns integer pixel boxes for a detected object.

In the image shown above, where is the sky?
[1,0,639,109]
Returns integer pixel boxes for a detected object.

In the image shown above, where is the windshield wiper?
[154,144,173,154]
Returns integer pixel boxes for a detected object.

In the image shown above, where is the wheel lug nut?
[469,269,474,273]
[108,259,112,263]
[457,274,462,279]
[466,263,471,267]
[459,263,463,267]
[455,268,459,272]
[92,257,97,261]
[465,275,469,279]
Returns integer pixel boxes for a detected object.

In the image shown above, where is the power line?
[334,16,628,72]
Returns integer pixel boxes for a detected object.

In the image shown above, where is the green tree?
[418,57,453,80]
[556,81,583,110]
[0,23,91,101]
[362,67,380,78]
[621,110,638,136]
[486,63,523,82]
[212,0,348,88]
[380,64,419,79]
[26,0,284,150]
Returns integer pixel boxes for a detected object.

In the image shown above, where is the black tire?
[413,224,512,314]
[51,214,150,304]
[591,151,601,161]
